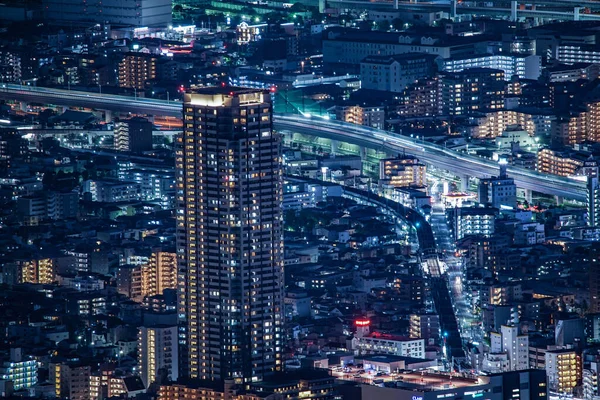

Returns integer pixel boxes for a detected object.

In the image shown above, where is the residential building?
[449,206,498,240]
[83,179,141,202]
[334,104,385,129]
[537,148,586,177]
[138,325,178,388]
[478,160,517,209]
[489,325,529,371]
[397,78,442,117]
[441,54,541,80]
[323,29,488,69]
[179,88,284,382]
[409,314,440,342]
[43,0,172,27]
[379,155,426,188]
[441,68,506,116]
[118,52,157,90]
[0,349,37,391]
[545,349,582,394]
[114,117,153,153]
[50,362,91,400]
[360,53,438,92]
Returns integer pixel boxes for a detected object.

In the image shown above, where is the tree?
[391,18,404,30]
[376,20,390,31]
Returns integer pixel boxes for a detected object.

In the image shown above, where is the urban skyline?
[1,0,600,400]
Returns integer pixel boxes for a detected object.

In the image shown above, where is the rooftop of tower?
[184,86,270,107]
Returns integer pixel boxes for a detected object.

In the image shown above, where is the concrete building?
[83,179,141,202]
[478,160,517,209]
[360,53,438,93]
[334,104,385,129]
[323,29,488,70]
[43,0,172,27]
[138,325,178,388]
[16,257,55,284]
[50,362,91,400]
[409,313,440,342]
[441,54,541,80]
[179,88,284,382]
[545,349,582,394]
[397,78,442,117]
[441,68,505,116]
[114,117,153,153]
[450,206,497,240]
[379,155,426,188]
[489,325,529,371]
[17,191,78,225]
[0,349,37,390]
[354,326,425,359]
[118,52,157,90]
[537,148,586,177]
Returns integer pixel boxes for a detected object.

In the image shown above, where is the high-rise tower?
[177,87,284,383]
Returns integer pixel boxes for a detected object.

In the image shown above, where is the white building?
[441,54,541,80]
[545,349,581,394]
[138,325,178,388]
[83,179,141,202]
[43,0,172,27]
[360,53,438,92]
[355,332,425,359]
[451,206,497,240]
[478,160,517,209]
[488,325,529,372]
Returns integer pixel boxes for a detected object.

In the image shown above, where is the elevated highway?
[0,85,587,201]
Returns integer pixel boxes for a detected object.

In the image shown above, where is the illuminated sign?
[355,319,370,327]
[412,396,424,400]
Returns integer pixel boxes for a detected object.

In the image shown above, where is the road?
[0,85,587,200]
[429,204,478,345]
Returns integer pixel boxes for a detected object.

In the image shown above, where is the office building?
[138,325,179,388]
[449,206,497,240]
[379,155,427,188]
[478,160,517,209]
[588,175,600,227]
[118,53,157,90]
[178,87,284,382]
[545,349,582,394]
[441,68,506,116]
[441,54,541,80]
[114,117,153,153]
[50,362,91,400]
[360,53,438,93]
[43,0,172,27]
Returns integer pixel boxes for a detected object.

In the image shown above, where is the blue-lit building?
[0,349,38,390]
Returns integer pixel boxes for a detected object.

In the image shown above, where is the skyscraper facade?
[177,87,284,383]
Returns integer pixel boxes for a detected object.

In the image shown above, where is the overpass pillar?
[524,189,533,204]
[511,0,518,22]
[146,115,155,123]
[450,0,457,20]
[104,110,112,123]
[460,174,469,192]
[19,101,28,112]
[331,140,339,155]
[359,146,367,160]
[575,7,581,21]
[555,195,564,206]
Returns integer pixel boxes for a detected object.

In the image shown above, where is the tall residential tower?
[177,87,284,383]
